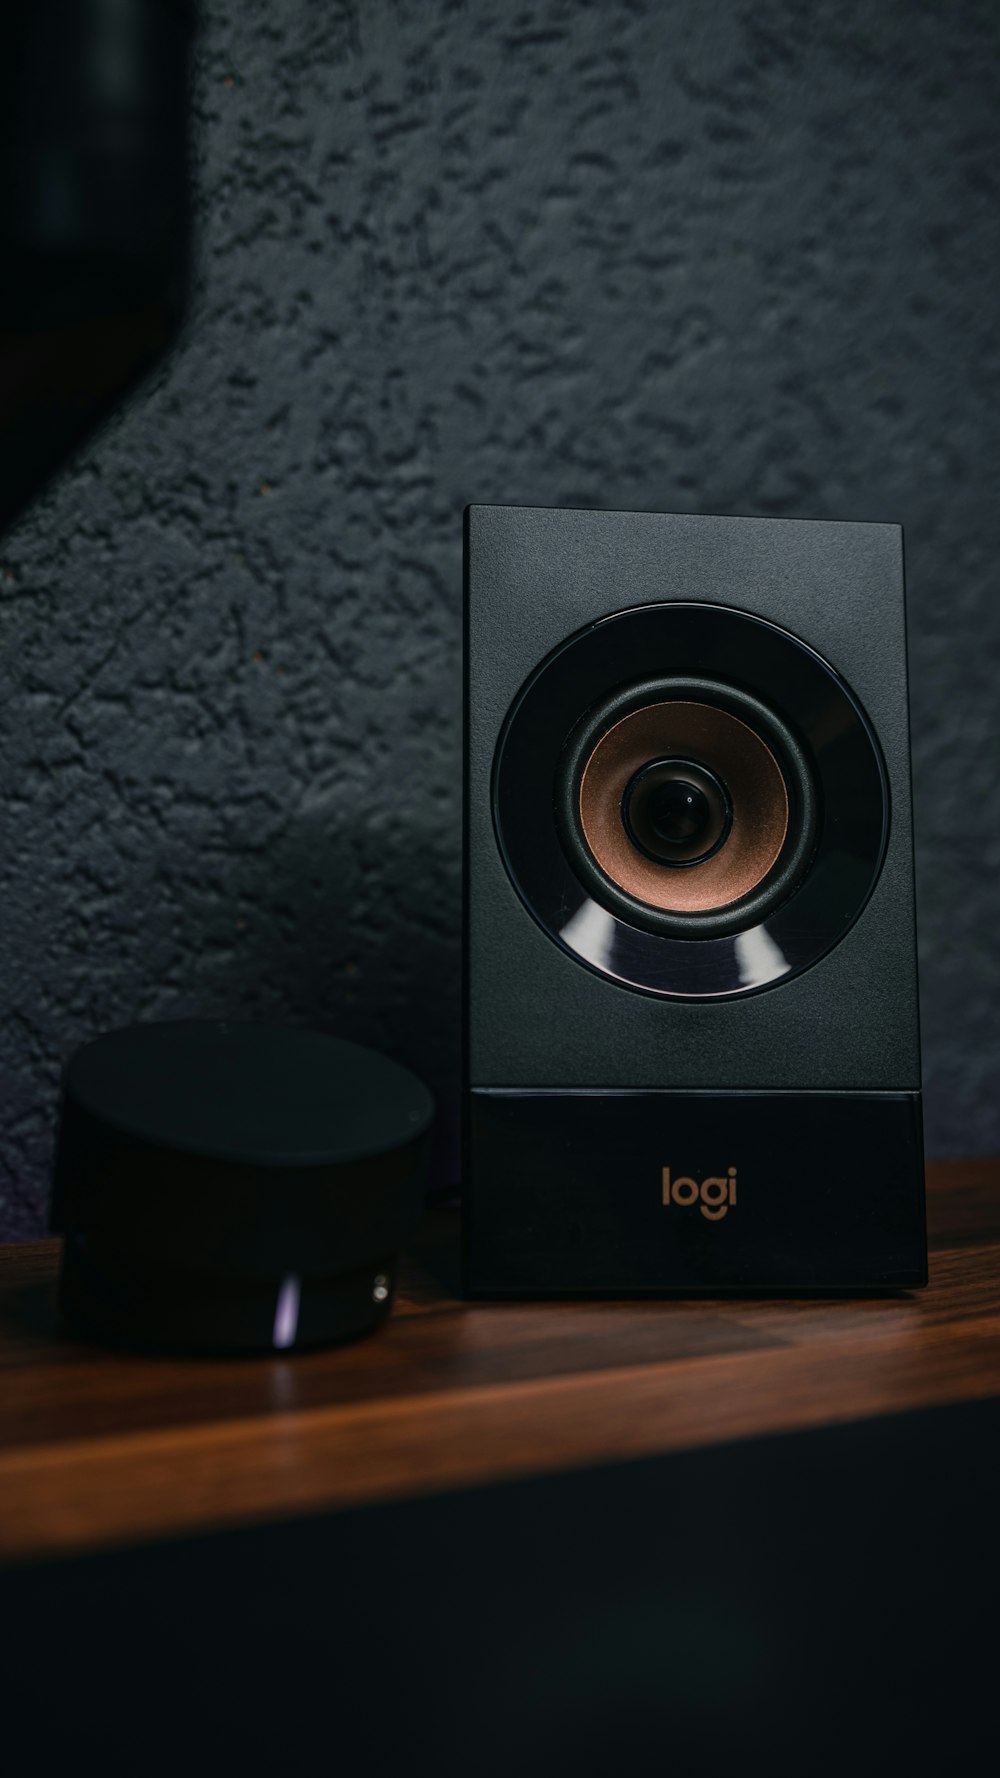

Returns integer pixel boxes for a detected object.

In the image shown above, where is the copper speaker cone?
[579,701,789,914]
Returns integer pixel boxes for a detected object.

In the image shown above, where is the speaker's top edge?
[464,501,903,538]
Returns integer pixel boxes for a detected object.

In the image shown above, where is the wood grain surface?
[0,1158,997,1563]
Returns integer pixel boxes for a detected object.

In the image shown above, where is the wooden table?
[2,1159,999,1774]
[1,1157,998,1565]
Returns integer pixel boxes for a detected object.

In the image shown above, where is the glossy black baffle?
[50,1021,434,1353]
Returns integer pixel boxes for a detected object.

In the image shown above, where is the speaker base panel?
[464,1090,926,1294]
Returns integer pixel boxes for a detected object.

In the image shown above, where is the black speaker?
[463,505,926,1294]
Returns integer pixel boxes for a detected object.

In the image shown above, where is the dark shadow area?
[407,1203,462,1300]
[0,1279,61,1343]
[3,1394,998,1776]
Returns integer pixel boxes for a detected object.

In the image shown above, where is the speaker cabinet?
[464,505,926,1293]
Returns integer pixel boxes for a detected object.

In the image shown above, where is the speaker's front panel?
[465,504,920,1093]
[464,505,925,1294]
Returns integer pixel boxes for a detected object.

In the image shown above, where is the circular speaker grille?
[492,602,889,999]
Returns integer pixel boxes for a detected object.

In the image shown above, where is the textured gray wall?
[1,0,998,1236]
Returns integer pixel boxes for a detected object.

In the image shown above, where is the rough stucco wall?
[1,0,998,1236]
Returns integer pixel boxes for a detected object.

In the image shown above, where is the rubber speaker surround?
[492,602,889,1000]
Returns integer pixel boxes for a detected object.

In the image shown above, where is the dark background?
[1,0,998,1237]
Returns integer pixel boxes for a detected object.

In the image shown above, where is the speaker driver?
[580,703,785,910]
[492,602,889,998]
[557,674,818,941]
